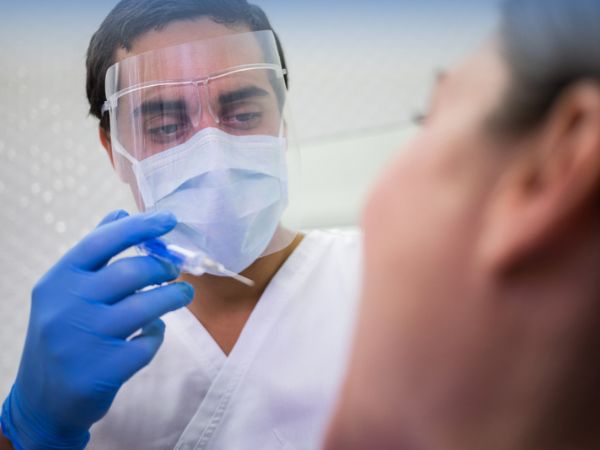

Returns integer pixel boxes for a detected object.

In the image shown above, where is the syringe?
[138,239,255,287]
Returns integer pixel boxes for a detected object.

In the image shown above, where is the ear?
[480,81,600,272]
[99,126,115,168]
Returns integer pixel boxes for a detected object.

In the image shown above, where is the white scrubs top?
[88,230,362,450]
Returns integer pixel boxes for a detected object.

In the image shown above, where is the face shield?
[102,31,299,281]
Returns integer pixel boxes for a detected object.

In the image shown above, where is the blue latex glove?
[1,210,195,450]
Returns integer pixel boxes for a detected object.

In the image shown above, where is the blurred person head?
[326,0,600,449]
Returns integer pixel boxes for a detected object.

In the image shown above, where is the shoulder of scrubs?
[276,228,362,293]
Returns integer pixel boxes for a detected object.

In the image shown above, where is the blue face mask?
[118,127,288,275]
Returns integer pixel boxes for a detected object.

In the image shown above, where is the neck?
[467,216,600,450]
[498,219,600,450]
[181,232,304,354]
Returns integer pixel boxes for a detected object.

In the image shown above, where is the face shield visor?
[102,31,299,281]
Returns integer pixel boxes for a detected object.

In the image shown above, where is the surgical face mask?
[114,127,288,275]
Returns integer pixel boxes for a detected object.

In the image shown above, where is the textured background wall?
[0,0,497,399]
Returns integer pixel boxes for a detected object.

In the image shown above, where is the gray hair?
[493,0,600,133]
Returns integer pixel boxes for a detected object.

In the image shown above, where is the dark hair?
[493,0,600,133]
[85,0,288,130]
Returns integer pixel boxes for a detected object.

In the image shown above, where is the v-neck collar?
[168,306,227,381]
[173,231,329,450]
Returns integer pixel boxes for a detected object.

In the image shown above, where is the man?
[326,0,600,448]
[0,1,361,449]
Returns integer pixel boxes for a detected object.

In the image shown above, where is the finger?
[96,210,130,229]
[100,282,194,338]
[91,211,131,271]
[84,256,180,304]
[112,319,166,383]
[62,211,177,271]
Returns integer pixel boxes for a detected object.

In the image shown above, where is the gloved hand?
[1,210,194,450]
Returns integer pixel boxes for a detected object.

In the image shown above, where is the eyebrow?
[133,99,187,117]
[218,86,270,106]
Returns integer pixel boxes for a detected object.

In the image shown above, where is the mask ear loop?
[101,97,139,166]
[110,139,157,209]
[103,98,156,208]
[110,139,137,166]
[262,79,295,259]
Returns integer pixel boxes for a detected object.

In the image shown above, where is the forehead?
[114,18,263,83]
[441,38,508,125]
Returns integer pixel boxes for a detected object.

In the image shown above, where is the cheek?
[362,126,491,274]
[359,131,484,367]
[348,135,485,433]
[362,134,449,269]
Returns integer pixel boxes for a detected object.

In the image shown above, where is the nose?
[192,82,221,131]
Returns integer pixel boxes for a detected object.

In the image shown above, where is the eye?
[223,112,262,128]
[422,69,448,126]
[411,69,447,128]
[149,123,180,136]
[144,115,190,144]
[412,110,428,126]
[220,104,264,131]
